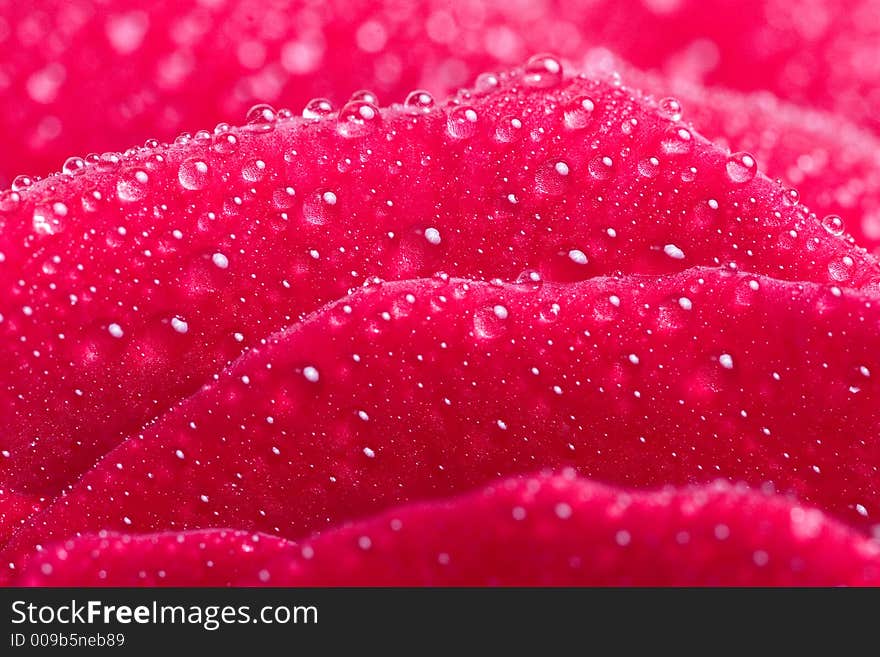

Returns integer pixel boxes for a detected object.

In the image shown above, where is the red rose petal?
[582,51,880,254]
[3,0,880,184]
[3,66,878,500]
[16,475,880,586]
[0,490,43,546]
[5,269,879,576]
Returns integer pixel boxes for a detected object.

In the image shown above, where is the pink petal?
[16,474,880,586]
[5,269,879,576]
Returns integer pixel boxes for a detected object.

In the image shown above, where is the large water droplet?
[821,214,844,236]
[638,156,661,178]
[244,103,277,132]
[212,132,239,155]
[474,72,500,95]
[404,89,435,110]
[99,152,122,169]
[447,106,478,139]
[11,175,34,192]
[0,190,21,213]
[782,187,800,206]
[563,95,595,130]
[588,155,614,180]
[178,158,210,191]
[116,169,149,202]
[494,115,523,143]
[523,53,563,88]
[350,89,379,105]
[473,304,509,339]
[658,97,683,121]
[337,100,381,138]
[725,152,757,184]
[62,156,85,175]
[827,255,855,282]
[302,97,333,120]
[661,126,693,155]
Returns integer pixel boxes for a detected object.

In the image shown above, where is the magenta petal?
[4,269,879,577]
[16,474,880,586]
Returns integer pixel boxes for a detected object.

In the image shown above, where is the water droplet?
[563,95,595,129]
[302,97,333,120]
[473,304,508,339]
[782,188,800,206]
[474,72,500,94]
[404,89,435,110]
[661,126,693,155]
[447,106,478,139]
[567,249,588,265]
[424,227,442,245]
[171,316,189,334]
[116,169,149,202]
[212,132,239,155]
[108,323,124,338]
[62,156,85,175]
[178,159,210,191]
[719,354,734,369]
[638,156,660,178]
[98,152,122,169]
[494,115,523,143]
[663,243,686,260]
[350,89,379,105]
[725,152,757,184]
[588,155,614,180]
[0,190,21,213]
[272,186,297,209]
[821,214,844,236]
[211,253,229,269]
[11,175,34,192]
[658,97,683,121]
[241,159,267,182]
[337,100,381,138]
[827,256,855,282]
[244,103,276,132]
[523,53,563,88]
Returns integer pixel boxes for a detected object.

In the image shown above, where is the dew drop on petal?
[62,156,85,175]
[663,244,686,260]
[337,100,381,138]
[523,53,563,88]
[588,155,614,180]
[725,152,757,184]
[404,89,435,110]
[563,95,595,129]
[447,106,478,139]
[244,103,276,132]
[661,126,693,155]
[821,214,844,236]
[567,249,588,265]
[424,227,442,245]
[302,97,333,120]
[658,97,682,121]
[178,159,210,191]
